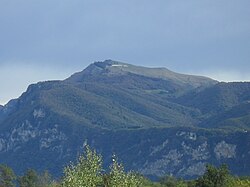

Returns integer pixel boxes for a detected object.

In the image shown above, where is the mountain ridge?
[0,60,249,179]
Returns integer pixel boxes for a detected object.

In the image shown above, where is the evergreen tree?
[18,169,38,187]
[37,170,53,187]
[195,164,231,187]
[0,164,16,187]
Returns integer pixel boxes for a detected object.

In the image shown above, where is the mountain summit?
[0,60,249,179]
[66,60,217,88]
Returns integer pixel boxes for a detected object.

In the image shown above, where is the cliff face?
[0,120,248,179]
[0,61,249,179]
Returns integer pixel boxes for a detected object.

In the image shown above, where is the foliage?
[0,142,248,187]
[18,169,38,187]
[36,170,54,187]
[61,144,142,187]
[195,164,231,187]
[0,164,16,187]
[1,160,250,187]
[18,169,57,187]
[158,175,189,187]
[140,177,162,187]
[61,144,103,187]
[107,155,142,187]
[226,176,250,187]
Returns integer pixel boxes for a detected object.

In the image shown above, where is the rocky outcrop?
[132,130,243,178]
[214,141,236,159]
[0,117,249,179]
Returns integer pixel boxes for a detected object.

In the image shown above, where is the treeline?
[1,145,250,187]
[0,165,57,187]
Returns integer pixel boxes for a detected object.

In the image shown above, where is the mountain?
[0,60,249,179]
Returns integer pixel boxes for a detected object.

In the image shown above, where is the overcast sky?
[0,0,250,105]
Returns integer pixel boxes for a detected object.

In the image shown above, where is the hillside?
[177,82,250,130]
[0,60,249,179]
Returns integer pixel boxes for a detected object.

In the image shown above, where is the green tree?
[108,155,142,187]
[62,144,103,187]
[0,164,16,187]
[160,175,188,187]
[195,164,231,187]
[140,177,162,187]
[227,177,250,187]
[18,169,38,187]
[37,170,53,187]
[160,175,178,187]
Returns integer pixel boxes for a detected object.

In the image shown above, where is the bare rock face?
[33,109,45,118]
[214,141,236,159]
[0,120,67,154]
[116,129,250,179]
[0,111,249,179]
[185,162,206,176]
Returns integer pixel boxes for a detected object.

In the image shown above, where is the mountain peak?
[66,60,217,88]
[92,59,130,70]
[98,59,126,65]
[65,60,130,82]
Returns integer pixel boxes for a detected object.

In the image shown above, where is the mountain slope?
[0,99,18,123]
[177,82,250,114]
[0,60,249,179]
[201,102,250,130]
[177,82,250,129]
